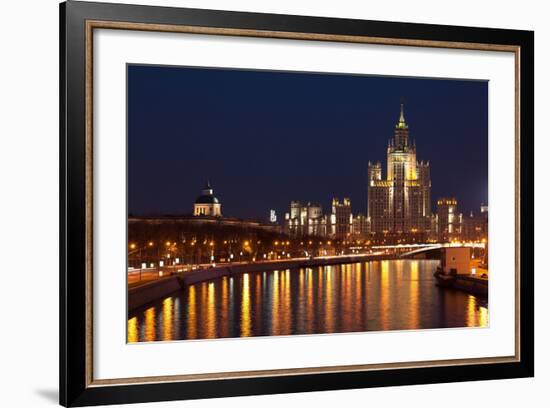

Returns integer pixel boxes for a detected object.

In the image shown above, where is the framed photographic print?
[60,1,534,406]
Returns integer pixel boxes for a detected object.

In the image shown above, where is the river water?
[127,259,488,342]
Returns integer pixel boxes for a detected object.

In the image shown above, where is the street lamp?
[128,243,149,282]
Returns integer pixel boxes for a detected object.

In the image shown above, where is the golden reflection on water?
[255,273,262,331]
[205,282,217,338]
[173,297,181,340]
[221,277,229,337]
[325,265,334,332]
[409,260,420,329]
[241,274,251,337]
[466,295,476,327]
[127,317,138,343]
[271,270,280,334]
[162,297,173,341]
[130,259,489,341]
[396,259,404,278]
[144,306,156,342]
[479,306,489,327]
[298,269,305,320]
[354,263,362,326]
[282,269,292,333]
[380,261,390,331]
[296,269,305,332]
[342,264,352,330]
[317,267,323,320]
[363,262,370,325]
[466,295,488,328]
[187,285,197,339]
[306,268,314,332]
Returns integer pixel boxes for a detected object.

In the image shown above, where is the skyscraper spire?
[396,100,408,129]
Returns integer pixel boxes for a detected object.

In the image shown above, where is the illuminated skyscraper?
[367,102,432,241]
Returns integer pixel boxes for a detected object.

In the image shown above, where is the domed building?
[193,180,222,217]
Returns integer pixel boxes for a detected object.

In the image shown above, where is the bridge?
[370,242,485,258]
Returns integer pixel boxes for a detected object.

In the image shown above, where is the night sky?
[128,64,488,221]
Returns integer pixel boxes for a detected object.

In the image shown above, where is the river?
[127,259,488,342]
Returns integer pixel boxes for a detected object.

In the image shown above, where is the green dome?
[195,194,219,204]
[195,180,219,204]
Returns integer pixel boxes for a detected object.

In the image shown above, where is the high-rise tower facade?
[331,198,352,239]
[367,103,432,242]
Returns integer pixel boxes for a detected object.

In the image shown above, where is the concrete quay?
[128,253,394,312]
[128,276,181,312]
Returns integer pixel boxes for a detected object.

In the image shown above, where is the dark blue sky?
[128,64,488,221]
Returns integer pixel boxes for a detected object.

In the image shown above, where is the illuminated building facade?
[436,198,462,242]
[284,201,328,237]
[367,103,432,241]
[352,213,370,239]
[331,198,353,239]
[284,199,358,239]
[330,198,353,239]
[193,181,222,217]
